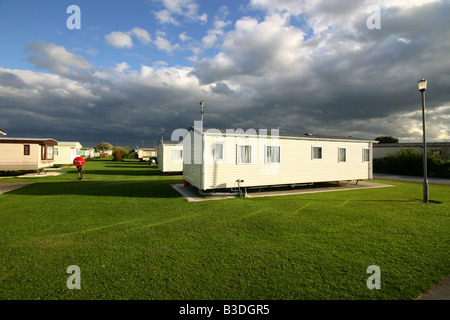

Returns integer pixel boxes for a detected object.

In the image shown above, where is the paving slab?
[0,182,35,194]
[171,181,395,202]
[0,171,67,179]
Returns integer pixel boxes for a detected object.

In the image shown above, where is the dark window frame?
[24,145,30,156]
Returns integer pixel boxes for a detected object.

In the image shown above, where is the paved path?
[374,173,450,185]
[417,277,450,300]
[171,181,394,202]
[0,182,35,194]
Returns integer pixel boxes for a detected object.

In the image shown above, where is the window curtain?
[267,146,280,163]
[238,146,251,163]
[339,148,346,162]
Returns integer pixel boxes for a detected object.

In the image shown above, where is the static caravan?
[136,148,157,162]
[183,127,377,192]
[0,138,58,171]
[54,141,82,165]
[157,140,183,174]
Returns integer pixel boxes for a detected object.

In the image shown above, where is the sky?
[0,0,449,148]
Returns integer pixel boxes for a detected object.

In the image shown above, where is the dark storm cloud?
[1,1,449,145]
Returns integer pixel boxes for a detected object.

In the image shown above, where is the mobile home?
[157,140,183,173]
[53,141,82,165]
[136,148,157,162]
[183,127,376,192]
[0,138,58,171]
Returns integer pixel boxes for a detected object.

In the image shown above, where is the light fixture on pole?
[199,100,205,132]
[161,127,165,143]
[418,79,428,203]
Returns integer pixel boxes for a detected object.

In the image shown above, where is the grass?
[0,159,449,300]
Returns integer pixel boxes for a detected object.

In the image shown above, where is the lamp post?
[418,79,428,203]
[199,100,205,132]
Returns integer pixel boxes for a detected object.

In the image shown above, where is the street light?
[418,79,428,203]
[199,100,205,132]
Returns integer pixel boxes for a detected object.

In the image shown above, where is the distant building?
[373,142,450,160]
[53,142,83,165]
[0,137,58,171]
[0,129,6,136]
[136,148,157,162]
[157,141,183,173]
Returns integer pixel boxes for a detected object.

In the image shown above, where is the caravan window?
[338,148,347,162]
[265,146,280,164]
[363,148,370,162]
[172,149,183,160]
[312,146,322,160]
[47,146,54,160]
[24,145,30,156]
[41,145,47,160]
[237,145,252,164]
[213,143,224,161]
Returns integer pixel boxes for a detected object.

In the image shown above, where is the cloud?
[201,11,232,48]
[179,32,191,41]
[153,36,180,53]
[105,32,133,49]
[25,41,93,81]
[105,28,151,49]
[193,13,306,84]
[105,28,179,53]
[153,0,207,25]
[0,71,29,89]
[2,1,450,146]
[130,28,152,45]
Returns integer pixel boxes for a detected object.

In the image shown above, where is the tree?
[94,142,113,155]
[375,136,399,144]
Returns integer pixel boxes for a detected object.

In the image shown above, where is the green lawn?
[0,159,448,300]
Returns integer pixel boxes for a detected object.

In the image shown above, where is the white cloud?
[130,28,152,45]
[202,16,232,48]
[155,9,180,25]
[105,31,134,49]
[154,0,207,25]
[179,32,191,41]
[398,37,411,44]
[153,36,180,53]
[105,28,151,49]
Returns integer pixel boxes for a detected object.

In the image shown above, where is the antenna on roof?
[161,127,165,143]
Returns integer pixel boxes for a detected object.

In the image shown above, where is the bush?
[112,146,131,161]
[374,148,450,178]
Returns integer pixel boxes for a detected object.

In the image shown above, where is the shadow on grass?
[84,169,159,176]
[6,180,182,198]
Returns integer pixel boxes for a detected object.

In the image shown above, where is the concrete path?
[417,277,450,300]
[0,171,67,179]
[171,181,394,202]
[0,182,35,194]
[374,173,450,185]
